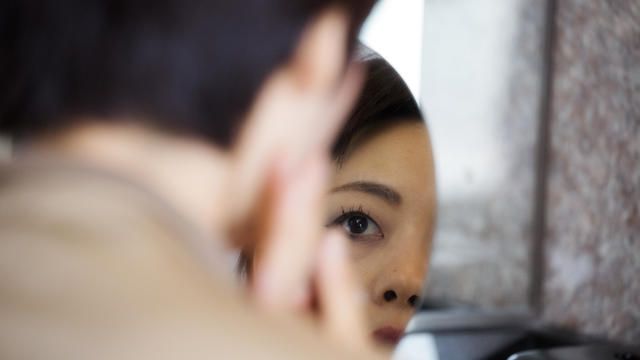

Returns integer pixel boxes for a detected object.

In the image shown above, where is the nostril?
[383,290,397,302]
[408,295,419,307]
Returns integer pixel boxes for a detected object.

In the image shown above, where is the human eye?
[329,206,384,241]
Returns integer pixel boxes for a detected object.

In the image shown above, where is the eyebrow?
[330,181,402,206]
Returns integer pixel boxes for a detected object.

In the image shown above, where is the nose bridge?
[395,225,428,289]
[398,236,427,280]
[372,234,427,307]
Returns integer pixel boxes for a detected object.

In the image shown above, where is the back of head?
[0,0,374,147]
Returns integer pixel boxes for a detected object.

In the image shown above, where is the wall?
[542,0,640,345]
[421,0,640,344]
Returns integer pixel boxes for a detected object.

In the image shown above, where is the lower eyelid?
[349,233,384,243]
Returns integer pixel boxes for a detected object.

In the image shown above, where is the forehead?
[332,122,435,199]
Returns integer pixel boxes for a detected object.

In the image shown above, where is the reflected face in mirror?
[327,55,435,346]
[328,122,435,346]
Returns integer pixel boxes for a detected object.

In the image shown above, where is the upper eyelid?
[340,205,370,217]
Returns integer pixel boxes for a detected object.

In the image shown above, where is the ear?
[223,7,362,243]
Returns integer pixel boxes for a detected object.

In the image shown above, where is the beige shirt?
[0,159,375,359]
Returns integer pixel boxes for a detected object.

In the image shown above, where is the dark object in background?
[508,345,640,360]
[406,300,638,360]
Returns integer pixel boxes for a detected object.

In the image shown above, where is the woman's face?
[326,121,435,346]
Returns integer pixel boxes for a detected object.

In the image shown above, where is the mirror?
[420,0,544,311]
[339,0,546,349]
[325,47,436,346]
[241,0,544,349]
[361,0,544,314]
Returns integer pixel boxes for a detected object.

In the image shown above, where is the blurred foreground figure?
[0,1,382,359]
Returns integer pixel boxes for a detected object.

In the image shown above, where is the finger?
[316,230,369,349]
[252,153,329,311]
[319,61,366,149]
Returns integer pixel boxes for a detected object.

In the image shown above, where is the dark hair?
[0,0,374,147]
[332,48,423,165]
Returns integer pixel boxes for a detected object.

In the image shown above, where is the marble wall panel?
[543,0,640,345]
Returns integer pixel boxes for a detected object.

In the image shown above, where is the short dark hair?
[332,49,423,165]
[0,0,374,147]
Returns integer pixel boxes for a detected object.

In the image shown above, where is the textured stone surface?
[542,0,640,345]
[423,0,546,309]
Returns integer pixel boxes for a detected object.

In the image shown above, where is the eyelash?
[329,205,367,223]
[328,205,384,240]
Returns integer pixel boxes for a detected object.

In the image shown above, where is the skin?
[326,121,436,345]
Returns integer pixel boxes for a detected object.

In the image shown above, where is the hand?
[246,63,375,352]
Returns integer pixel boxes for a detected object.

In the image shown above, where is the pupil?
[347,216,368,234]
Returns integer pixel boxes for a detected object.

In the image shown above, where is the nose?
[370,231,428,309]
[373,274,423,308]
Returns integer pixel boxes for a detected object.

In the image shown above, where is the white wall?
[360,0,425,100]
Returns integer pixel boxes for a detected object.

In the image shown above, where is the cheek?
[348,243,384,290]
